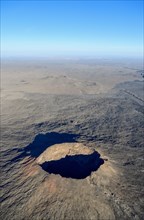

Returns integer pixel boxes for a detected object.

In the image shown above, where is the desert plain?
[0,58,144,220]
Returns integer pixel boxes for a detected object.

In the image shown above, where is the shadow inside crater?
[40,151,104,179]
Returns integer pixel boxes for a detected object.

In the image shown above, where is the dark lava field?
[1,59,144,219]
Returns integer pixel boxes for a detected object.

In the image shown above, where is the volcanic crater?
[37,143,104,179]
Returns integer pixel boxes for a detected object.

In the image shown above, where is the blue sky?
[1,0,143,58]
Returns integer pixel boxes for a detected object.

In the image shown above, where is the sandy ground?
[1,58,143,99]
[0,58,144,220]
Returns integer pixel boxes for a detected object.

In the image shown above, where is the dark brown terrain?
[0,59,144,220]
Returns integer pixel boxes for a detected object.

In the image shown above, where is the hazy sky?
[1,0,143,58]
